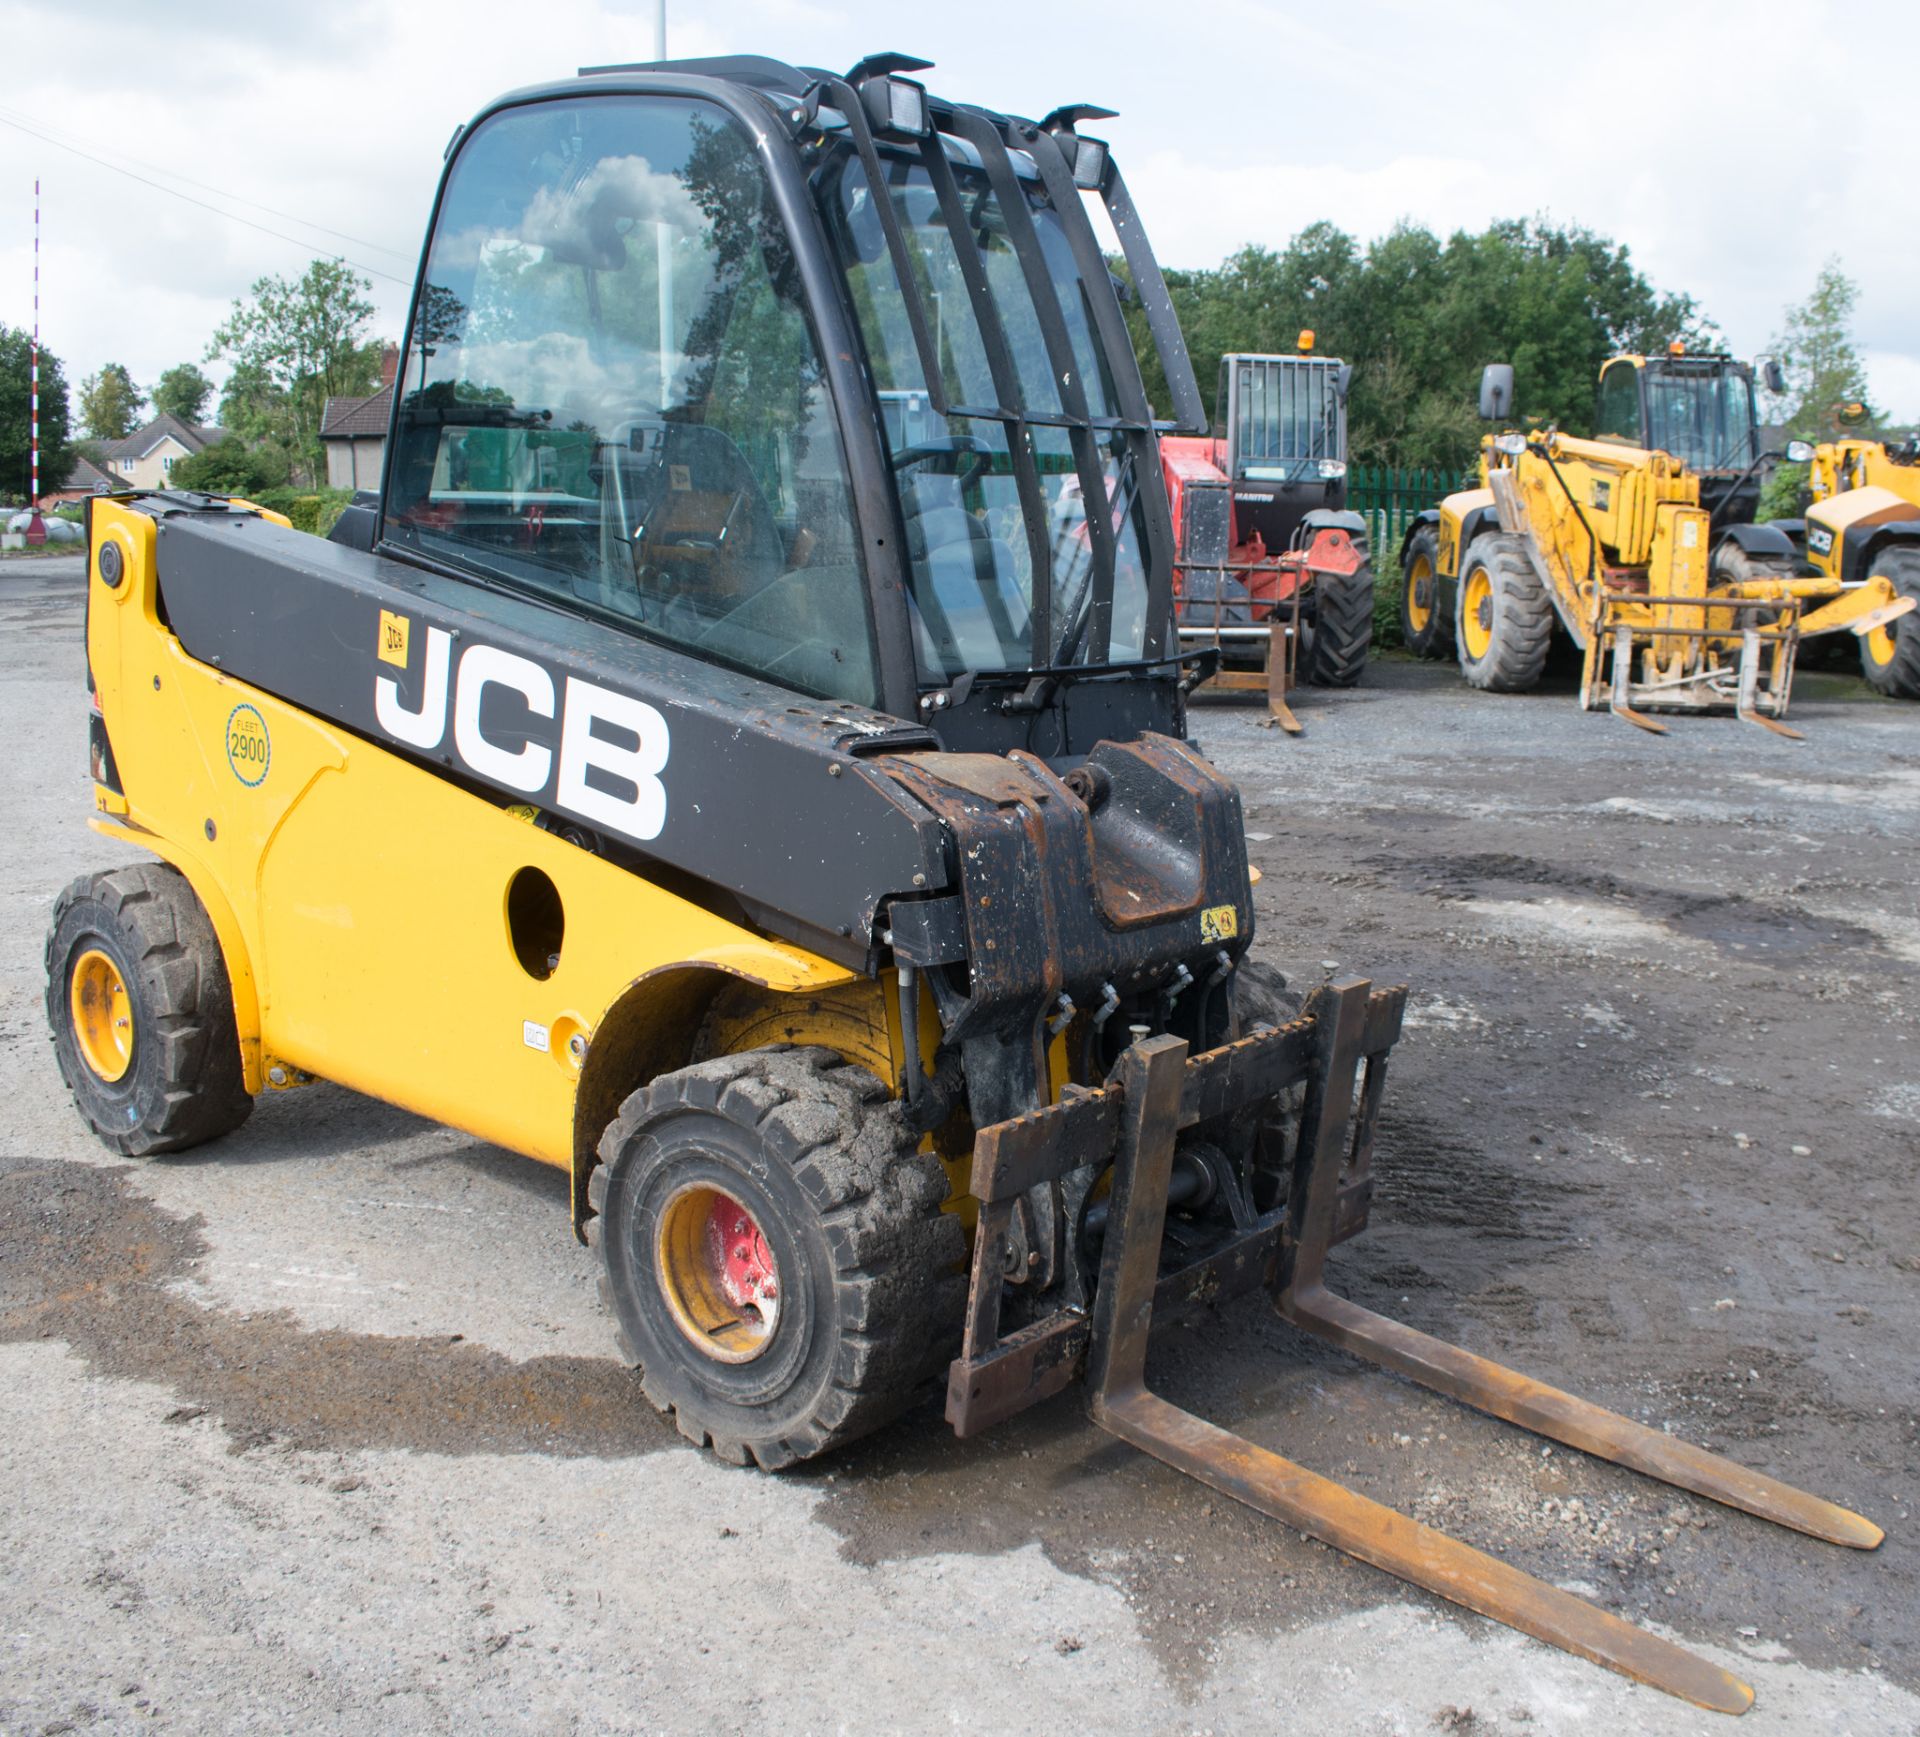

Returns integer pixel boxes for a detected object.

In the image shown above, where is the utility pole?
[27,177,45,545]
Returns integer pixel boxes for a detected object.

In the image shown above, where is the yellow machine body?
[1807,436,1920,514]
[82,499,932,1230]
[1427,429,1909,731]
[1803,439,1920,582]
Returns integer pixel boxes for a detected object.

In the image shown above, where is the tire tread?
[592,1046,964,1470]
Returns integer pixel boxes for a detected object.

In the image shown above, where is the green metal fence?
[1348,463,1475,645]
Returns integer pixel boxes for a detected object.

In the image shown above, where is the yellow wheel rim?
[1406,554,1434,634]
[654,1182,780,1365]
[70,947,134,1083]
[1866,620,1897,668]
[1462,568,1494,661]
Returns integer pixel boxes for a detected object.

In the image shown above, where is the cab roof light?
[1068,135,1109,191]
[1039,102,1119,192]
[847,52,934,140]
[1298,328,1316,355]
[1669,340,1687,356]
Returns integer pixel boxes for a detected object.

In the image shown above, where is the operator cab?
[1594,349,1765,524]
[369,53,1209,759]
[1214,341,1352,554]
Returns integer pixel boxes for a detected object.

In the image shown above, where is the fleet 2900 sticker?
[225,703,272,787]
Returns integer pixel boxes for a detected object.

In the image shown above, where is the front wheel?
[589,1046,964,1469]
[1456,533,1553,692]
[1399,525,1454,658]
[1860,547,1920,699]
[1298,561,1375,687]
[44,863,253,1157]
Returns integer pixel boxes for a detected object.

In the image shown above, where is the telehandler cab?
[48,53,1880,1711]
[1397,358,1912,731]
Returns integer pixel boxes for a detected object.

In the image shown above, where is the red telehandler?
[1159,335,1374,729]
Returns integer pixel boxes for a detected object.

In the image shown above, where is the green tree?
[79,361,146,441]
[151,362,215,425]
[207,259,380,483]
[171,435,290,495]
[0,326,76,499]
[1124,216,1710,471]
[1770,258,1878,440]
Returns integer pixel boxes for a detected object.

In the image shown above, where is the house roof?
[100,413,226,463]
[64,454,117,491]
[321,384,393,440]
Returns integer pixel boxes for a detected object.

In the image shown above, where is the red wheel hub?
[707,1192,778,1319]
[656,1182,783,1362]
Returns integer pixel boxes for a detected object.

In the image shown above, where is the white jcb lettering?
[557,678,669,841]
[453,644,554,794]
[374,625,452,749]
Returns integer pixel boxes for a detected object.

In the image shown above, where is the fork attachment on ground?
[956,979,1883,1714]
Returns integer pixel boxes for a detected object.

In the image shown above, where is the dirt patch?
[0,1155,671,1460]
[1383,850,1887,962]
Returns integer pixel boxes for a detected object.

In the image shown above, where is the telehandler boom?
[48,52,1879,1710]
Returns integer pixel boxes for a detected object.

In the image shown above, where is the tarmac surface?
[3,550,1916,1735]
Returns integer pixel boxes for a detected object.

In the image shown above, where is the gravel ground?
[3,552,1916,1736]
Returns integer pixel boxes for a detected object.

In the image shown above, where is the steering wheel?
[891,435,993,488]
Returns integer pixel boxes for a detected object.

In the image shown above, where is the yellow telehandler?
[44,52,1882,1711]
[1792,421,1920,696]
[1398,357,1912,732]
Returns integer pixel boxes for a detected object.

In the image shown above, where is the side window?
[1595,362,1641,444]
[386,95,879,708]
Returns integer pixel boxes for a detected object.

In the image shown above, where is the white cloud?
[3,0,1916,419]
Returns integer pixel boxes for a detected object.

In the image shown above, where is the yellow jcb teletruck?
[1397,355,1912,732]
[1789,422,1920,697]
[44,52,1881,1713]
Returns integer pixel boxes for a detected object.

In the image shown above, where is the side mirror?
[1478,363,1514,422]
[1784,440,1815,464]
[1760,357,1786,396]
[1334,363,1353,404]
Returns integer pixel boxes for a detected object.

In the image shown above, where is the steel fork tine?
[1279,1285,1881,1551]
[1086,1018,1758,1713]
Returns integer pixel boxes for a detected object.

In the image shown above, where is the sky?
[4,0,1917,423]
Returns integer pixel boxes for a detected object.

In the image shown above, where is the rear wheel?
[44,863,253,1156]
[1399,526,1453,658]
[589,1046,964,1469]
[1710,538,1811,655]
[1710,541,1798,588]
[1299,561,1374,687]
[1456,533,1553,692]
[1860,546,1920,698]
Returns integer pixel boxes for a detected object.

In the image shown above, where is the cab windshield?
[384,94,881,706]
[823,136,1153,681]
[1223,356,1344,480]
[1645,369,1758,473]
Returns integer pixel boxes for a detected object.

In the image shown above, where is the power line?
[0,101,415,261]
[0,110,413,286]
